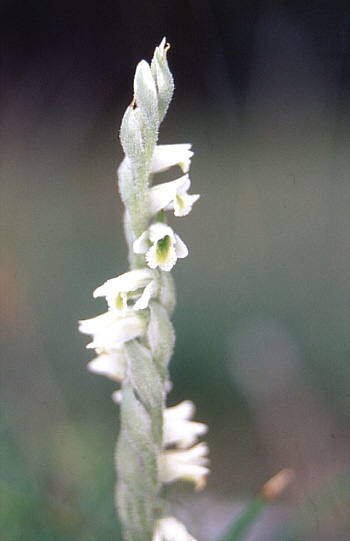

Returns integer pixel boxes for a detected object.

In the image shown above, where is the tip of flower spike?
[158,37,171,59]
[151,38,174,122]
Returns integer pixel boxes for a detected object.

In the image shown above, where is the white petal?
[133,279,158,310]
[160,442,210,490]
[149,175,190,215]
[163,401,208,448]
[93,269,156,311]
[153,516,198,541]
[133,230,150,254]
[148,222,175,243]
[150,144,193,174]
[173,193,200,217]
[87,350,125,381]
[93,269,154,299]
[78,311,115,335]
[165,400,195,421]
[174,234,188,258]
[87,313,146,350]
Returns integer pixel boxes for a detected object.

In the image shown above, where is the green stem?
[218,496,266,541]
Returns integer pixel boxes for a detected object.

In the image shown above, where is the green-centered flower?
[153,516,198,541]
[133,222,188,272]
[93,268,158,312]
[150,144,193,174]
[149,175,200,217]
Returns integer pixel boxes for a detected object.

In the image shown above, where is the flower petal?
[149,175,199,217]
[153,516,198,541]
[87,313,146,350]
[93,268,157,312]
[148,222,175,243]
[172,192,200,217]
[133,230,150,254]
[133,279,159,310]
[160,442,210,490]
[149,175,189,215]
[150,144,193,174]
[80,310,146,350]
[87,350,125,381]
[78,311,115,335]
[133,223,188,272]
[163,400,208,448]
[174,234,188,258]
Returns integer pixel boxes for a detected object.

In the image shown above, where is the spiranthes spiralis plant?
[79,39,209,541]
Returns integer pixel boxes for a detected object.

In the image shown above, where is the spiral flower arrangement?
[79,39,209,541]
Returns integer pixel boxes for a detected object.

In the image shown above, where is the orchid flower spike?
[80,39,207,541]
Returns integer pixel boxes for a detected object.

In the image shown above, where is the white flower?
[153,516,198,541]
[78,309,146,350]
[163,401,208,449]
[93,268,158,312]
[87,349,126,382]
[149,175,200,217]
[159,442,210,491]
[150,144,193,174]
[133,222,188,272]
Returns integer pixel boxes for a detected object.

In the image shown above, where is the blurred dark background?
[1,1,349,540]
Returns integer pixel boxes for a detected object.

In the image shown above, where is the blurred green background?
[1,2,349,540]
